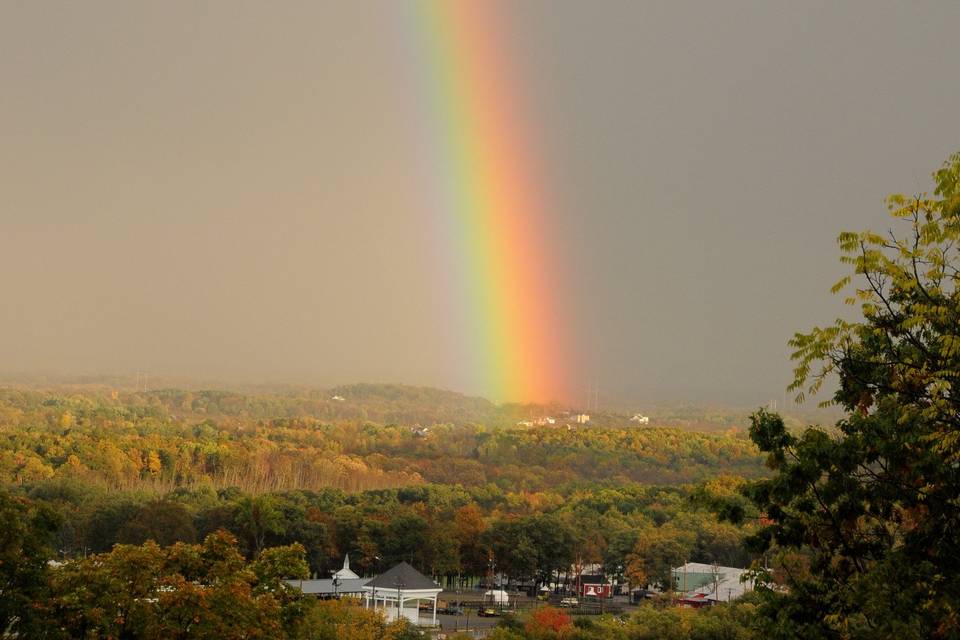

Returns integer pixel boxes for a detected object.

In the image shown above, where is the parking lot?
[425,590,637,635]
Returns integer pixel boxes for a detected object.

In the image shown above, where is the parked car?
[439,604,464,615]
[559,597,579,608]
[478,606,500,617]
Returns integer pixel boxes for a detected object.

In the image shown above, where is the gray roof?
[364,562,439,591]
[285,577,370,595]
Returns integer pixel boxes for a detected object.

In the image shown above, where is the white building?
[285,555,366,598]
[363,562,442,626]
[671,562,754,606]
[332,553,360,580]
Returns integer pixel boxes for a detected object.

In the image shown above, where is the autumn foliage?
[525,606,572,638]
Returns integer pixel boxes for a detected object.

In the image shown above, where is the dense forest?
[0,386,765,493]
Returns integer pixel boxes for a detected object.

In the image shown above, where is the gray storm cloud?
[2,0,957,405]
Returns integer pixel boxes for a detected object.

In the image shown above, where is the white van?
[484,589,509,604]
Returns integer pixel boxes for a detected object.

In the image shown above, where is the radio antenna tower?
[585,376,600,412]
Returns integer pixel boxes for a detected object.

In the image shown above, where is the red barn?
[577,575,613,599]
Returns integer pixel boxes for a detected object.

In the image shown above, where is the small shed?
[363,562,442,626]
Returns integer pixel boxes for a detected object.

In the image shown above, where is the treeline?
[18,476,756,587]
[0,389,765,493]
[0,382,784,430]
[0,384,505,426]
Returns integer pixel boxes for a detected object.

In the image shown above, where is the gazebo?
[362,562,442,626]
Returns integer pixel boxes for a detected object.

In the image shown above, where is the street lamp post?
[333,576,342,599]
[455,571,461,630]
[395,577,405,623]
[487,554,494,594]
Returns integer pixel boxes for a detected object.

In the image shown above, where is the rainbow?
[397,0,575,404]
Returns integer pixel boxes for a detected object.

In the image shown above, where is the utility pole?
[712,562,720,601]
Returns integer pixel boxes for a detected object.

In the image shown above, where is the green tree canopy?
[117,499,197,547]
[742,152,960,638]
[43,531,308,639]
[0,491,60,637]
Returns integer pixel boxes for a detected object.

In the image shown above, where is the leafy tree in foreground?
[741,152,960,638]
[43,531,305,639]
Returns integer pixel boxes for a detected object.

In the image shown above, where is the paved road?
[434,613,499,633]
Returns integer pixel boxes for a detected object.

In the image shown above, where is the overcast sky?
[2,1,958,406]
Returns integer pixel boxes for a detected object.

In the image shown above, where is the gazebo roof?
[365,561,438,591]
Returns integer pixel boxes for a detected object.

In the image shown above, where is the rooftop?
[364,561,439,591]
[672,562,753,602]
[285,577,369,595]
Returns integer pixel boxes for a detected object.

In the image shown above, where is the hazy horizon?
[3,1,959,406]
